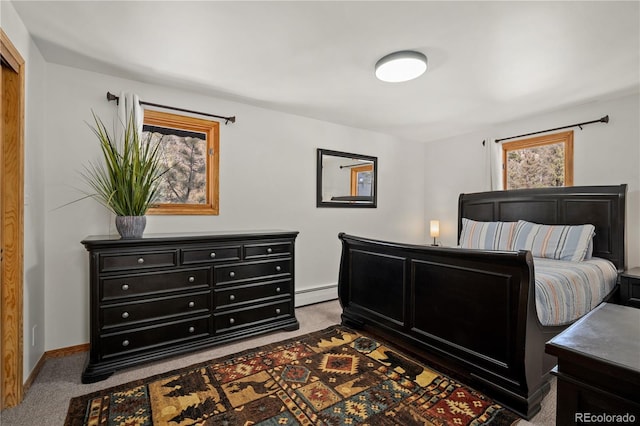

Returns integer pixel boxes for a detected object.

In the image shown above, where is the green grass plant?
[82,111,165,216]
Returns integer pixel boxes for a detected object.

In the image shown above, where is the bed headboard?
[458,185,627,271]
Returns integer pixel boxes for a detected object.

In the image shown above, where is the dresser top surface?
[546,303,640,373]
[82,230,299,248]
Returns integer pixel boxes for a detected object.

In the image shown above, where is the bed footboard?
[338,233,551,419]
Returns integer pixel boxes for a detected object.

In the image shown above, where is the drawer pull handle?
[122,340,130,347]
[267,248,273,254]
[275,266,282,272]
[210,252,216,258]
[229,318,235,325]
[275,308,281,315]
[137,258,144,264]
[188,326,195,333]
[121,312,129,319]
[188,276,195,283]
[229,272,235,278]
[276,287,281,293]
[229,294,235,301]
[121,284,129,291]
[188,301,195,308]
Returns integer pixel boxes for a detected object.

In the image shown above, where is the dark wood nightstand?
[620,267,640,308]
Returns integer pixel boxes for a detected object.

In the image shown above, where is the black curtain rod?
[494,115,609,143]
[340,162,370,169]
[106,92,236,125]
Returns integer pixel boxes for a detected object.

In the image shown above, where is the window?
[502,131,573,190]
[350,164,373,197]
[142,109,219,215]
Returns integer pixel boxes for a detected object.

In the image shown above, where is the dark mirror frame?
[316,148,378,208]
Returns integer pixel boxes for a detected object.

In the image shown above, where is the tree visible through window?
[142,109,219,215]
[147,127,207,204]
[502,131,573,190]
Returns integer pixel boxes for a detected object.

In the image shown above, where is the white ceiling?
[11,1,640,143]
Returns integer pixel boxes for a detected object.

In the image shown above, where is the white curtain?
[117,91,143,138]
[485,137,503,191]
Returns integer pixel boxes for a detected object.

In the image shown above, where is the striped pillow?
[512,220,595,262]
[459,218,518,250]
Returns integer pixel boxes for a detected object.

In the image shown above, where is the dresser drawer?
[101,290,211,329]
[214,300,293,332]
[215,280,290,309]
[100,250,177,272]
[244,242,292,259]
[215,259,291,285]
[101,268,209,301]
[182,245,241,264]
[100,315,211,359]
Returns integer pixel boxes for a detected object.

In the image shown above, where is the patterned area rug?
[65,325,520,425]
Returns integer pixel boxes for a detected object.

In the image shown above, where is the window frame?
[502,130,574,190]
[143,109,219,215]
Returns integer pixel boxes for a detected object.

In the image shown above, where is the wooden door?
[0,37,4,412]
[0,29,25,410]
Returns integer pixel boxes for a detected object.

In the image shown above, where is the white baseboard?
[295,283,338,307]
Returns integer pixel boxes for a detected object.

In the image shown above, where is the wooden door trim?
[1,28,25,410]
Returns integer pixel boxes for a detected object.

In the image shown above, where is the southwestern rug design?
[65,325,520,426]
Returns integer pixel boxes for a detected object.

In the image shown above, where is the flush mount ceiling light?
[375,50,427,83]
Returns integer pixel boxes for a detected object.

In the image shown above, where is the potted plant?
[82,111,165,238]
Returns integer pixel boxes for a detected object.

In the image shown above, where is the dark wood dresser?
[81,230,299,383]
[545,303,640,425]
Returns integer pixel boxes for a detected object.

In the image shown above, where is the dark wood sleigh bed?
[337,185,626,419]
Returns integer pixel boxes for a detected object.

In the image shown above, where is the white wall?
[1,1,48,380]
[425,92,640,268]
[43,64,426,351]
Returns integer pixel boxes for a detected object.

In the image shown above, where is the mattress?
[534,257,618,326]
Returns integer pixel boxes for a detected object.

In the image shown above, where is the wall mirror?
[316,148,377,208]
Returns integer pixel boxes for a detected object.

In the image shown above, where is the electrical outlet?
[32,325,37,347]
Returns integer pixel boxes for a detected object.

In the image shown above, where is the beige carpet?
[0,300,556,425]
